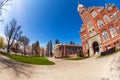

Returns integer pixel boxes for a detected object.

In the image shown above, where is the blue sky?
[0,0,120,47]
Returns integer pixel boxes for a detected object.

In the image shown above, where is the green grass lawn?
[0,51,55,65]
[63,57,88,60]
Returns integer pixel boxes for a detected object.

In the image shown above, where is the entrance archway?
[92,42,99,54]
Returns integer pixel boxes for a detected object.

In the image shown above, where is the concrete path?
[0,53,116,80]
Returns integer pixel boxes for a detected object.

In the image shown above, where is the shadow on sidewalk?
[0,54,32,78]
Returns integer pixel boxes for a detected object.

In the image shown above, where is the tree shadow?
[0,55,33,79]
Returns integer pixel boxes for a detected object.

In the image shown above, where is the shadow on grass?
[0,54,32,79]
[0,51,55,65]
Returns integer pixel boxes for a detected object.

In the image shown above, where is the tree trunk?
[7,39,10,53]
[15,43,18,54]
[7,45,10,53]
[24,46,26,55]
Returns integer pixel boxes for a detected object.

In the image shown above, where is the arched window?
[102,30,109,41]
[109,26,117,38]
[97,20,104,28]
[103,15,111,24]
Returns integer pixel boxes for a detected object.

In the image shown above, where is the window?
[98,8,102,12]
[116,25,120,33]
[92,29,95,32]
[85,42,88,49]
[107,6,112,11]
[102,30,109,41]
[84,16,90,22]
[89,31,92,34]
[118,27,120,33]
[81,10,85,15]
[91,10,98,18]
[113,12,119,20]
[103,15,111,24]
[89,28,96,35]
[97,20,104,28]
[109,26,117,38]
[87,21,94,28]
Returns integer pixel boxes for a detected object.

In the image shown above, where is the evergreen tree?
[49,40,53,57]
[46,40,53,57]
[70,41,75,44]
[46,42,50,57]
[55,39,60,45]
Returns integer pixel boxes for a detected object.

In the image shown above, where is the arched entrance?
[92,42,99,54]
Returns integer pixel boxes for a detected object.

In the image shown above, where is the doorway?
[92,42,99,54]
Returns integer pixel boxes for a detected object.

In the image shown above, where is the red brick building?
[78,3,120,56]
[54,44,82,58]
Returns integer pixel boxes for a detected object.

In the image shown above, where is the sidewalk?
[0,54,33,80]
[0,52,117,80]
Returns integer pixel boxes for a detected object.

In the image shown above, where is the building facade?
[78,3,120,56]
[54,44,82,58]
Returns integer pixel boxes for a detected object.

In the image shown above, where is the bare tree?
[46,42,50,57]
[15,29,22,53]
[0,0,12,9]
[20,36,30,55]
[25,45,32,55]
[0,0,12,22]
[4,18,22,53]
[41,47,45,57]
[31,43,35,55]
[35,41,40,56]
